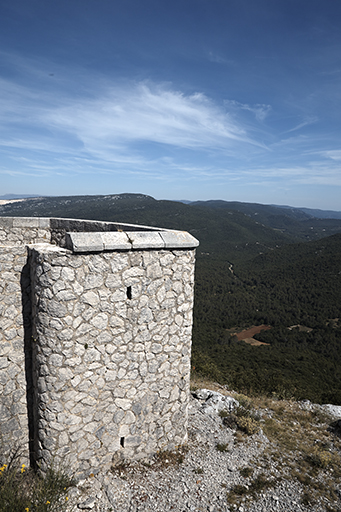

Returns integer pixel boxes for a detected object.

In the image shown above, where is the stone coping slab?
[0,216,199,251]
[0,216,173,232]
[66,230,199,252]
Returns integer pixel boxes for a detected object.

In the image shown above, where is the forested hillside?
[2,194,341,403]
[193,234,341,404]
[191,199,341,240]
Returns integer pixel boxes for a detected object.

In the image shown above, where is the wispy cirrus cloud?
[284,116,318,134]
[224,100,272,121]
[0,70,267,175]
[45,83,258,152]
[320,150,341,161]
[1,56,341,203]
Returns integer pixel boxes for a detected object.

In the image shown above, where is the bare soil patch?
[242,337,270,346]
[236,324,271,342]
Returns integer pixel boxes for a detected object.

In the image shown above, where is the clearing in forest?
[236,324,271,346]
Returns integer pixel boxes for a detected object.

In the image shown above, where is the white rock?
[320,404,341,418]
[193,389,239,415]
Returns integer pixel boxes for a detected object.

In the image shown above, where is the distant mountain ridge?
[2,194,341,218]
[191,199,341,220]
[297,206,341,219]
[1,194,341,257]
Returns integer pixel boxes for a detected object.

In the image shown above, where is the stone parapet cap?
[0,217,50,228]
[66,230,199,252]
[0,216,199,251]
[0,216,186,233]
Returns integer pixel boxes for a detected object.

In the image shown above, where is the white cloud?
[224,100,272,121]
[284,116,318,134]
[321,150,341,161]
[1,57,340,194]
[45,82,256,152]
[0,72,267,174]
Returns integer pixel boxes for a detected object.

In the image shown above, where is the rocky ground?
[67,388,341,512]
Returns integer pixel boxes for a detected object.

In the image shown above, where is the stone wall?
[0,217,198,477]
[0,218,52,463]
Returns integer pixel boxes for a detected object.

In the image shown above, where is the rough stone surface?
[192,389,239,416]
[0,217,198,476]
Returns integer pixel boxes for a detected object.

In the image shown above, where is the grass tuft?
[0,447,74,512]
[306,446,334,469]
[236,416,260,435]
[216,443,229,453]
[240,467,254,478]
[227,473,275,505]
[154,448,187,467]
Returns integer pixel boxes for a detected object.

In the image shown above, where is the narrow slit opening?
[127,286,132,300]
[120,437,125,448]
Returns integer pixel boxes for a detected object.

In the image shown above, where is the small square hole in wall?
[120,437,125,448]
[127,286,132,300]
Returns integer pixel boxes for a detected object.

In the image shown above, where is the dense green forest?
[2,194,341,404]
[192,234,341,404]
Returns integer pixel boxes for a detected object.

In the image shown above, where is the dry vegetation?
[191,375,341,510]
[228,395,341,509]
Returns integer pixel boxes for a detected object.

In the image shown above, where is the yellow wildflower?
[46,501,50,505]
[65,497,68,501]
[25,508,29,512]
[21,464,26,473]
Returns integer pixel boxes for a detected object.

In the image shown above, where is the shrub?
[154,448,187,467]
[216,443,229,453]
[218,409,230,419]
[222,414,239,429]
[307,447,333,469]
[237,416,260,435]
[0,447,74,512]
[240,467,253,478]
[230,484,248,496]
[234,394,252,410]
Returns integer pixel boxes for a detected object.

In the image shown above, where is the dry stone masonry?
[0,217,198,478]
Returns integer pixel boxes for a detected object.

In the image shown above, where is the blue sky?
[1,0,341,210]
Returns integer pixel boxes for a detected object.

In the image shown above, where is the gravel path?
[67,392,341,512]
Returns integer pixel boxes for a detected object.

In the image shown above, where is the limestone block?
[3,328,17,341]
[109,289,126,302]
[89,255,111,273]
[101,232,131,250]
[122,266,145,284]
[90,313,108,329]
[109,253,129,272]
[65,232,104,252]
[126,231,164,249]
[55,290,76,302]
[48,354,63,367]
[0,357,10,370]
[47,300,67,318]
[115,398,131,410]
[105,273,122,289]
[138,307,153,324]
